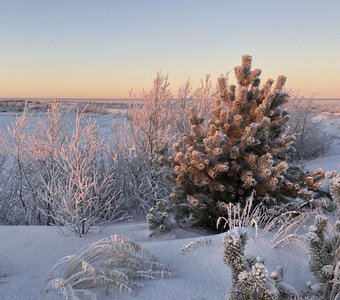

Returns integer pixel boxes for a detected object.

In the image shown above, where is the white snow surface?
[306,111,340,173]
[0,224,313,300]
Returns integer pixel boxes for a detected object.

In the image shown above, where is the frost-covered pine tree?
[169,55,323,228]
[306,171,340,300]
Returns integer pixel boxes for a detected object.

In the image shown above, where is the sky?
[0,0,339,99]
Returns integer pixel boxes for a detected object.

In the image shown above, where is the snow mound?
[0,224,313,300]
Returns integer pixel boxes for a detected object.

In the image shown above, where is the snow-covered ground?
[305,110,340,173]
[0,109,124,142]
[0,103,339,300]
[0,224,313,300]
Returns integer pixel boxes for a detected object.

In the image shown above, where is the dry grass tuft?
[46,234,176,299]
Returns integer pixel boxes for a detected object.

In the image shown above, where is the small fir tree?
[169,55,323,228]
[306,171,340,300]
[146,201,175,237]
[223,228,298,300]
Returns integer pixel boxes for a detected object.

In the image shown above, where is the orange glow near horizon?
[1,1,339,100]
[1,65,340,99]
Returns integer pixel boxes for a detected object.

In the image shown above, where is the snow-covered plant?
[216,190,270,234]
[128,73,215,163]
[80,103,109,115]
[38,112,126,236]
[223,228,298,300]
[305,171,339,300]
[285,97,332,162]
[113,72,216,219]
[115,152,172,217]
[128,73,175,162]
[266,210,311,249]
[175,75,216,136]
[261,192,336,249]
[146,201,175,237]
[3,106,37,224]
[179,237,212,256]
[26,101,66,225]
[306,215,334,280]
[46,234,176,299]
[0,129,10,224]
[170,55,324,230]
[167,237,213,267]
[0,102,66,225]
[110,75,175,217]
[0,130,7,168]
[327,171,340,215]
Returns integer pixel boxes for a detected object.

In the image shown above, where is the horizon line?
[1,97,340,102]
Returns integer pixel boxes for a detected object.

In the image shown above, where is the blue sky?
[0,0,339,98]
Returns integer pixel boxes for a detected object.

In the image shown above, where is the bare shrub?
[37,112,125,236]
[0,102,125,231]
[127,72,216,163]
[128,73,176,161]
[175,75,216,136]
[112,74,176,217]
[285,97,332,162]
[1,107,39,224]
[80,103,109,115]
[0,103,67,225]
[0,99,27,112]
[115,73,216,219]
[110,135,171,217]
[25,101,67,225]
[0,130,10,224]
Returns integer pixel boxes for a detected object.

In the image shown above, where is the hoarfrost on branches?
[46,234,176,299]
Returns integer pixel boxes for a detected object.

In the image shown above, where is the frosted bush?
[1,107,38,224]
[36,112,126,236]
[0,130,10,224]
[0,102,126,233]
[223,228,298,300]
[305,171,340,300]
[0,102,67,225]
[285,97,332,162]
[46,235,176,299]
[146,201,175,237]
[117,73,215,218]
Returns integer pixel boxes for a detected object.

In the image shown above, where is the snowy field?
[0,224,313,300]
[0,108,127,142]
[0,100,339,300]
[305,107,340,173]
